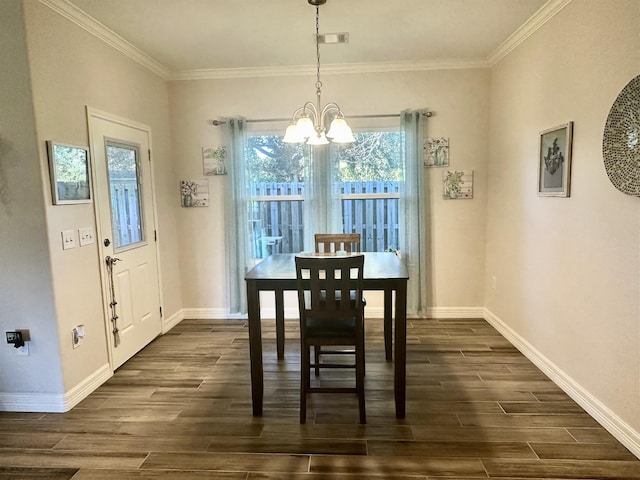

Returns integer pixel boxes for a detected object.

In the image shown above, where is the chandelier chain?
[315,5,322,92]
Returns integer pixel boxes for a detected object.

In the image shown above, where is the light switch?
[79,227,95,246]
[62,230,76,250]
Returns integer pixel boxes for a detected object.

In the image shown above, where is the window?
[106,142,144,250]
[246,129,402,258]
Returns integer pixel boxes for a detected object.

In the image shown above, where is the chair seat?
[305,316,356,337]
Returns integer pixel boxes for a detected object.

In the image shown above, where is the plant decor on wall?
[424,137,449,167]
[203,146,227,176]
[180,179,210,207]
[443,170,473,199]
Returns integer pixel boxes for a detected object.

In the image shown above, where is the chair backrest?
[314,233,361,254]
[295,255,365,324]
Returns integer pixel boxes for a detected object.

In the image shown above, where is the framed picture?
[424,137,449,167]
[180,179,210,207]
[443,170,473,199]
[203,146,227,175]
[538,122,573,197]
[46,141,92,205]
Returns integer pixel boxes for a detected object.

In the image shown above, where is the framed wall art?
[443,170,473,199]
[424,137,449,167]
[46,141,91,205]
[203,146,227,175]
[538,122,573,197]
[180,179,210,207]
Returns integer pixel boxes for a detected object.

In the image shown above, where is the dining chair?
[314,233,361,254]
[313,233,364,375]
[295,254,366,424]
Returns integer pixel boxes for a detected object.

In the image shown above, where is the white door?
[88,109,162,369]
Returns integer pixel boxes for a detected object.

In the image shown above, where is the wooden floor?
[1,317,639,479]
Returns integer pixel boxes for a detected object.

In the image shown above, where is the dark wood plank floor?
[1,317,639,479]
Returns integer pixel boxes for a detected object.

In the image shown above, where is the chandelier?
[283,0,355,146]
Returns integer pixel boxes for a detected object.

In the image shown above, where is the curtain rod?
[210,111,432,126]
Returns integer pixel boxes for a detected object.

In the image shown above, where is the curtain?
[223,117,251,314]
[303,146,342,251]
[399,110,429,315]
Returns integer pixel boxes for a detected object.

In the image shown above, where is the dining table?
[245,251,409,418]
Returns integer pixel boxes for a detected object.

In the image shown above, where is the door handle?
[105,256,122,267]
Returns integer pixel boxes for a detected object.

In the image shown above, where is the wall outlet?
[78,227,95,246]
[16,343,29,356]
[491,276,497,290]
[62,230,76,250]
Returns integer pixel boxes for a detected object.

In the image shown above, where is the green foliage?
[52,145,88,183]
[246,136,306,183]
[336,131,401,181]
[246,131,402,183]
[106,145,137,179]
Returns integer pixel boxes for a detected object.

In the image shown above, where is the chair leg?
[300,343,310,424]
[356,337,366,424]
[314,346,320,376]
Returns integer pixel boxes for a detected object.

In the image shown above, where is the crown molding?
[169,58,490,81]
[39,0,170,79]
[487,0,573,65]
[41,0,570,82]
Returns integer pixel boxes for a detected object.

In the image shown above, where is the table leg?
[384,289,393,361]
[275,289,285,360]
[394,281,407,418]
[247,280,263,416]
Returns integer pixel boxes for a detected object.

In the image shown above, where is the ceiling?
[58,0,557,79]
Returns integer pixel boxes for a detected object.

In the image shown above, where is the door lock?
[103,238,111,247]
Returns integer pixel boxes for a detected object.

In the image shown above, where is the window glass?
[246,129,402,258]
[106,143,144,250]
[247,136,306,257]
[335,131,401,251]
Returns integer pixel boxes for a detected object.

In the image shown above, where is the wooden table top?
[245,252,409,282]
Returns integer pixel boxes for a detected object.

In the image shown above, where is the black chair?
[295,255,366,424]
[313,233,370,374]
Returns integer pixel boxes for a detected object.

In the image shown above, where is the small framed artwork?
[424,137,449,167]
[443,170,473,199]
[46,141,91,205]
[203,146,227,175]
[538,122,573,197]
[180,179,210,207]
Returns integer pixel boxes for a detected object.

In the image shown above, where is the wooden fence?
[250,181,399,257]
[110,179,142,248]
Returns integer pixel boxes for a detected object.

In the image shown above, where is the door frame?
[86,106,164,370]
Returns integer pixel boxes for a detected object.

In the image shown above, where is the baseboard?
[163,308,184,333]
[424,306,486,319]
[483,308,640,459]
[0,363,112,413]
[180,306,487,320]
[181,308,248,320]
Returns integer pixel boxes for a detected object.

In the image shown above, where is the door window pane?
[106,143,144,250]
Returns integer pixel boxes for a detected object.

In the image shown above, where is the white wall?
[0,0,64,402]
[486,0,640,448]
[0,0,183,406]
[169,68,491,317]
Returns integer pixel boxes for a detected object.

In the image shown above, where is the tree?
[246,131,402,183]
[335,131,401,181]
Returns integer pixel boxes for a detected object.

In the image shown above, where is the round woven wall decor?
[603,75,640,196]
